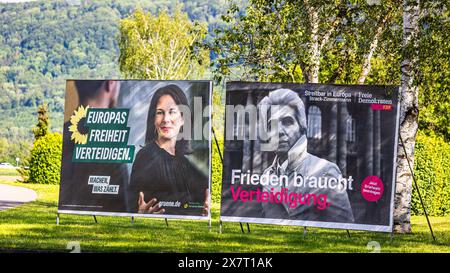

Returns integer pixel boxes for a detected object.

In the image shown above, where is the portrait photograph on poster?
[220,82,400,232]
[58,80,212,220]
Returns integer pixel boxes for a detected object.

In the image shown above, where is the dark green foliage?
[413,131,450,216]
[23,133,62,184]
[0,1,122,112]
[118,6,209,80]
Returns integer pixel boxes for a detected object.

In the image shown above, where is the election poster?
[58,80,211,220]
[220,82,400,232]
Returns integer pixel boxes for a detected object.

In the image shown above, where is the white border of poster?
[220,82,400,232]
[58,80,212,221]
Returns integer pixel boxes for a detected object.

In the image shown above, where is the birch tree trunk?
[394,0,420,233]
[357,12,391,84]
[305,1,320,83]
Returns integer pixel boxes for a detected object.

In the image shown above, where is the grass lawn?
[0,168,20,178]
[0,179,449,253]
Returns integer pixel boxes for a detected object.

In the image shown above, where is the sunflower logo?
[69,105,89,144]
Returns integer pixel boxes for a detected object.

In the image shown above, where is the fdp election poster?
[220,82,399,232]
[58,80,211,219]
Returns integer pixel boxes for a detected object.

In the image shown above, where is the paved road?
[0,183,37,211]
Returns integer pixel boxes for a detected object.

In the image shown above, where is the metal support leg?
[240,222,245,233]
[219,220,223,234]
[246,223,251,233]
[131,217,134,224]
[56,213,60,225]
[346,230,351,238]
[93,215,98,223]
[399,134,436,241]
[165,218,169,227]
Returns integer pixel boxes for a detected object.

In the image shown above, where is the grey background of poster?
[116,80,211,182]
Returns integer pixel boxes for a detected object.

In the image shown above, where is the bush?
[412,131,450,216]
[24,132,62,184]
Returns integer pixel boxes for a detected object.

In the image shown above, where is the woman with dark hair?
[128,84,209,216]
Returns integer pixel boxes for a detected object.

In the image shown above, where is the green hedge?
[25,132,62,184]
[412,131,450,216]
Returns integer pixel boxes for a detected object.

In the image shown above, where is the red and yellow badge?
[68,105,89,144]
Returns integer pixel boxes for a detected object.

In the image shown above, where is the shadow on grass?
[0,217,445,252]
[1,182,449,252]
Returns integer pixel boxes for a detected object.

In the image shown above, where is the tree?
[211,0,446,233]
[32,103,50,140]
[210,0,402,84]
[118,6,209,80]
[393,0,420,233]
